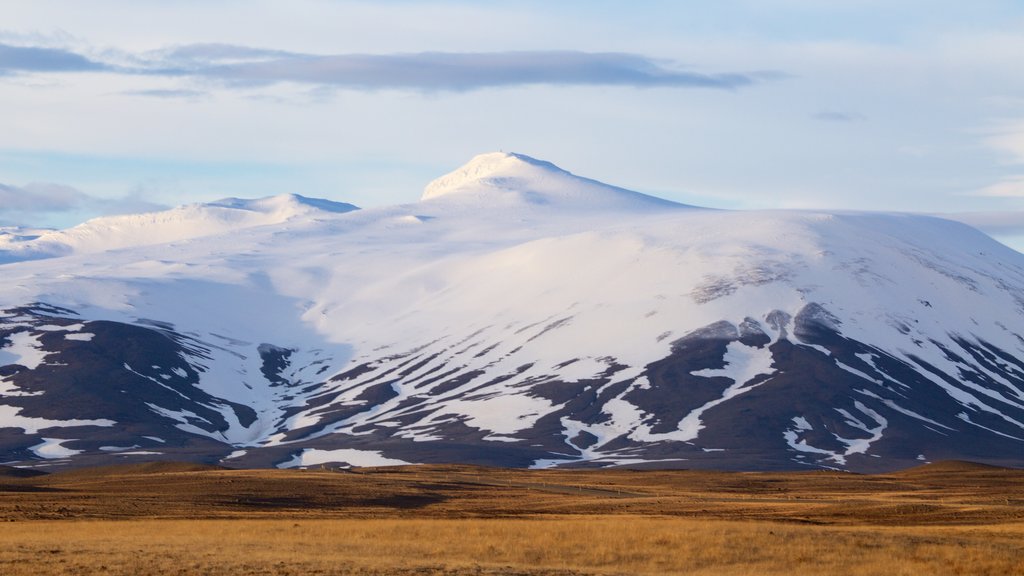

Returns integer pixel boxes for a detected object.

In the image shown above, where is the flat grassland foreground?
[0,461,1022,575]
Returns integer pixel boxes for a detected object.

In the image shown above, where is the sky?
[3,0,1024,247]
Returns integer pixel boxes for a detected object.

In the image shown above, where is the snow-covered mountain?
[2,152,1024,472]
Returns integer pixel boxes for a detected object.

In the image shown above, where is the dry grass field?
[0,460,1022,574]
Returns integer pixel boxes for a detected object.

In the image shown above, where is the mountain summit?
[421,152,685,211]
[2,154,1024,473]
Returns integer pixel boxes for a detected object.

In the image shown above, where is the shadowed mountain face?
[3,299,1023,473]
[2,153,1024,472]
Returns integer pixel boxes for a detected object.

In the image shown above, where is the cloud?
[156,43,297,65]
[0,182,88,211]
[973,124,1024,219]
[92,195,168,216]
[2,40,776,92]
[121,88,208,99]
[970,175,1024,197]
[0,42,106,74]
[0,181,167,226]
[984,119,1024,164]
[812,110,865,122]
[181,50,765,91]
[941,210,1024,237]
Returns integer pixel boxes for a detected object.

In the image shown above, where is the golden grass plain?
[0,460,1022,575]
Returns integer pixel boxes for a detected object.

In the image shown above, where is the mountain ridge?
[0,193,359,263]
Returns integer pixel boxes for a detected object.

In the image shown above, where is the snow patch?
[421,393,557,436]
[36,323,83,332]
[783,418,841,462]
[277,448,412,469]
[679,340,776,441]
[784,402,889,466]
[0,404,115,434]
[30,438,82,459]
[833,401,888,458]
[0,332,50,369]
[0,376,44,397]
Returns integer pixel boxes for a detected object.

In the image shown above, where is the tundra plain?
[0,460,1022,575]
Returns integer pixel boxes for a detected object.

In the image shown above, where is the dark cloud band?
[0,43,107,73]
[0,41,773,92]
[191,50,759,91]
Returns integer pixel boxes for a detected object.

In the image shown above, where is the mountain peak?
[421,152,565,201]
[420,152,688,211]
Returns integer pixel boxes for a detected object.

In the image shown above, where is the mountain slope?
[1,153,1023,472]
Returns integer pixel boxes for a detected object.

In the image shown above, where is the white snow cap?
[422,152,566,200]
[421,151,688,211]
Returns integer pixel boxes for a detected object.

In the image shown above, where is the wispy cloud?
[812,110,865,122]
[0,41,778,92]
[984,119,1024,164]
[177,49,766,91]
[0,43,106,74]
[0,181,167,226]
[121,88,208,99]
[942,210,1024,237]
[969,120,1024,204]
[156,43,297,65]
[0,182,88,211]
[970,175,1024,198]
